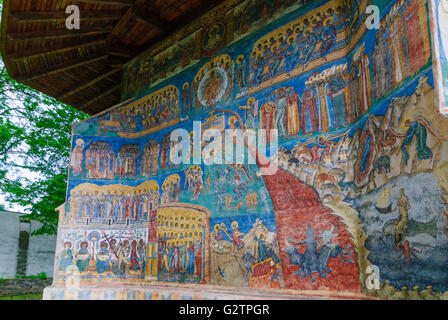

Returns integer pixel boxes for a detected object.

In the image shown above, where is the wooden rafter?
[9,10,123,23]
[80,84,121,108]
[106,7,134,42]
[106,54,131,67]
[16,54,108,82]
[8,37,106,61]
[57,67,121,100]
[108,43,138,58]
[132,5,172,33]
[106,0,146,43]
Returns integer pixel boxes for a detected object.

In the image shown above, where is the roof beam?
[16,54,108,82]
[108,43,138,58]
[8,26,113,41]
[106,0,146,43]
[9,10,123,23]
[57,67,121,100]
[8,37,106,61]
[106,54,131,67]
[132,5,172,33]
[69,0,134,6]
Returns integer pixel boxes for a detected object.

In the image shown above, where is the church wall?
[46,0,448,299]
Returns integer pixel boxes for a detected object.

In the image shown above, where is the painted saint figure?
[394,188,411,248]
[231,221,244,251]
[69,139,85,176]
[371,30,392,101]
[286,87,300,135]
[320,17,337,58]
[387,14,409,88]
[302,27,317,66]
[273,88,288,137]
[327,76,348,128]
[235,55,248,91]
[76,241,91,273]
[400,119,433,165]
[284,36,300,74]
[404,0,428,75]
[259,100,276,143]
[59,242,73,272]
[96,242,111,274]
[239,97,258,131]
[300,85,319,134]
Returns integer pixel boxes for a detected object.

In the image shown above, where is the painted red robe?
[300,88,319,134]
[286,91,300,135]
[259,102,276,143]
[404,0,427,75]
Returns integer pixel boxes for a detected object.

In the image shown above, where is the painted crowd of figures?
[370,0,431,100]
[70,135,180,179]
[68,188,159,225]
[57,0,448,299]
[249,4,346,87]
[115,0,430,145]
[121,0,314,100]
[157,240,203,279]
[58,238,146,278]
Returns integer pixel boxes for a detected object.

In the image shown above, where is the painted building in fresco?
[44,0,448,299]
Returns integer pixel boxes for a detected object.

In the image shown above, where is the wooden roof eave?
[1,0,14,75]
[1,0,227,115]
[0,0,123,114]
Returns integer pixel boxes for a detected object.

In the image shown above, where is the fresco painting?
[50,0,448,299]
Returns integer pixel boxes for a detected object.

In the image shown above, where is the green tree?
[0,55,88,234]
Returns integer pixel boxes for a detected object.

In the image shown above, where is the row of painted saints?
[70,138,173,179]
[248,6,345,87]
[121,0,315,99]
[67,188,159,225]
[58,235,147,278]
[67,172,203,225]
[72,16,430,181]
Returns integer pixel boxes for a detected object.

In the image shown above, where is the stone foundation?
[0,278,52,297]
[43,283,375,300]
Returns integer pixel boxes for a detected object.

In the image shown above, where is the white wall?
[0,211,20,278]
[26,221,56,277]
[0,210,56,278]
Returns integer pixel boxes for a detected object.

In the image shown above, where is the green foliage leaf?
[0,58,89,234]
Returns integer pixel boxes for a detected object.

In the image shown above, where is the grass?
[0,272,47,283]
[15,272,48,280]
[0,294,42,300]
